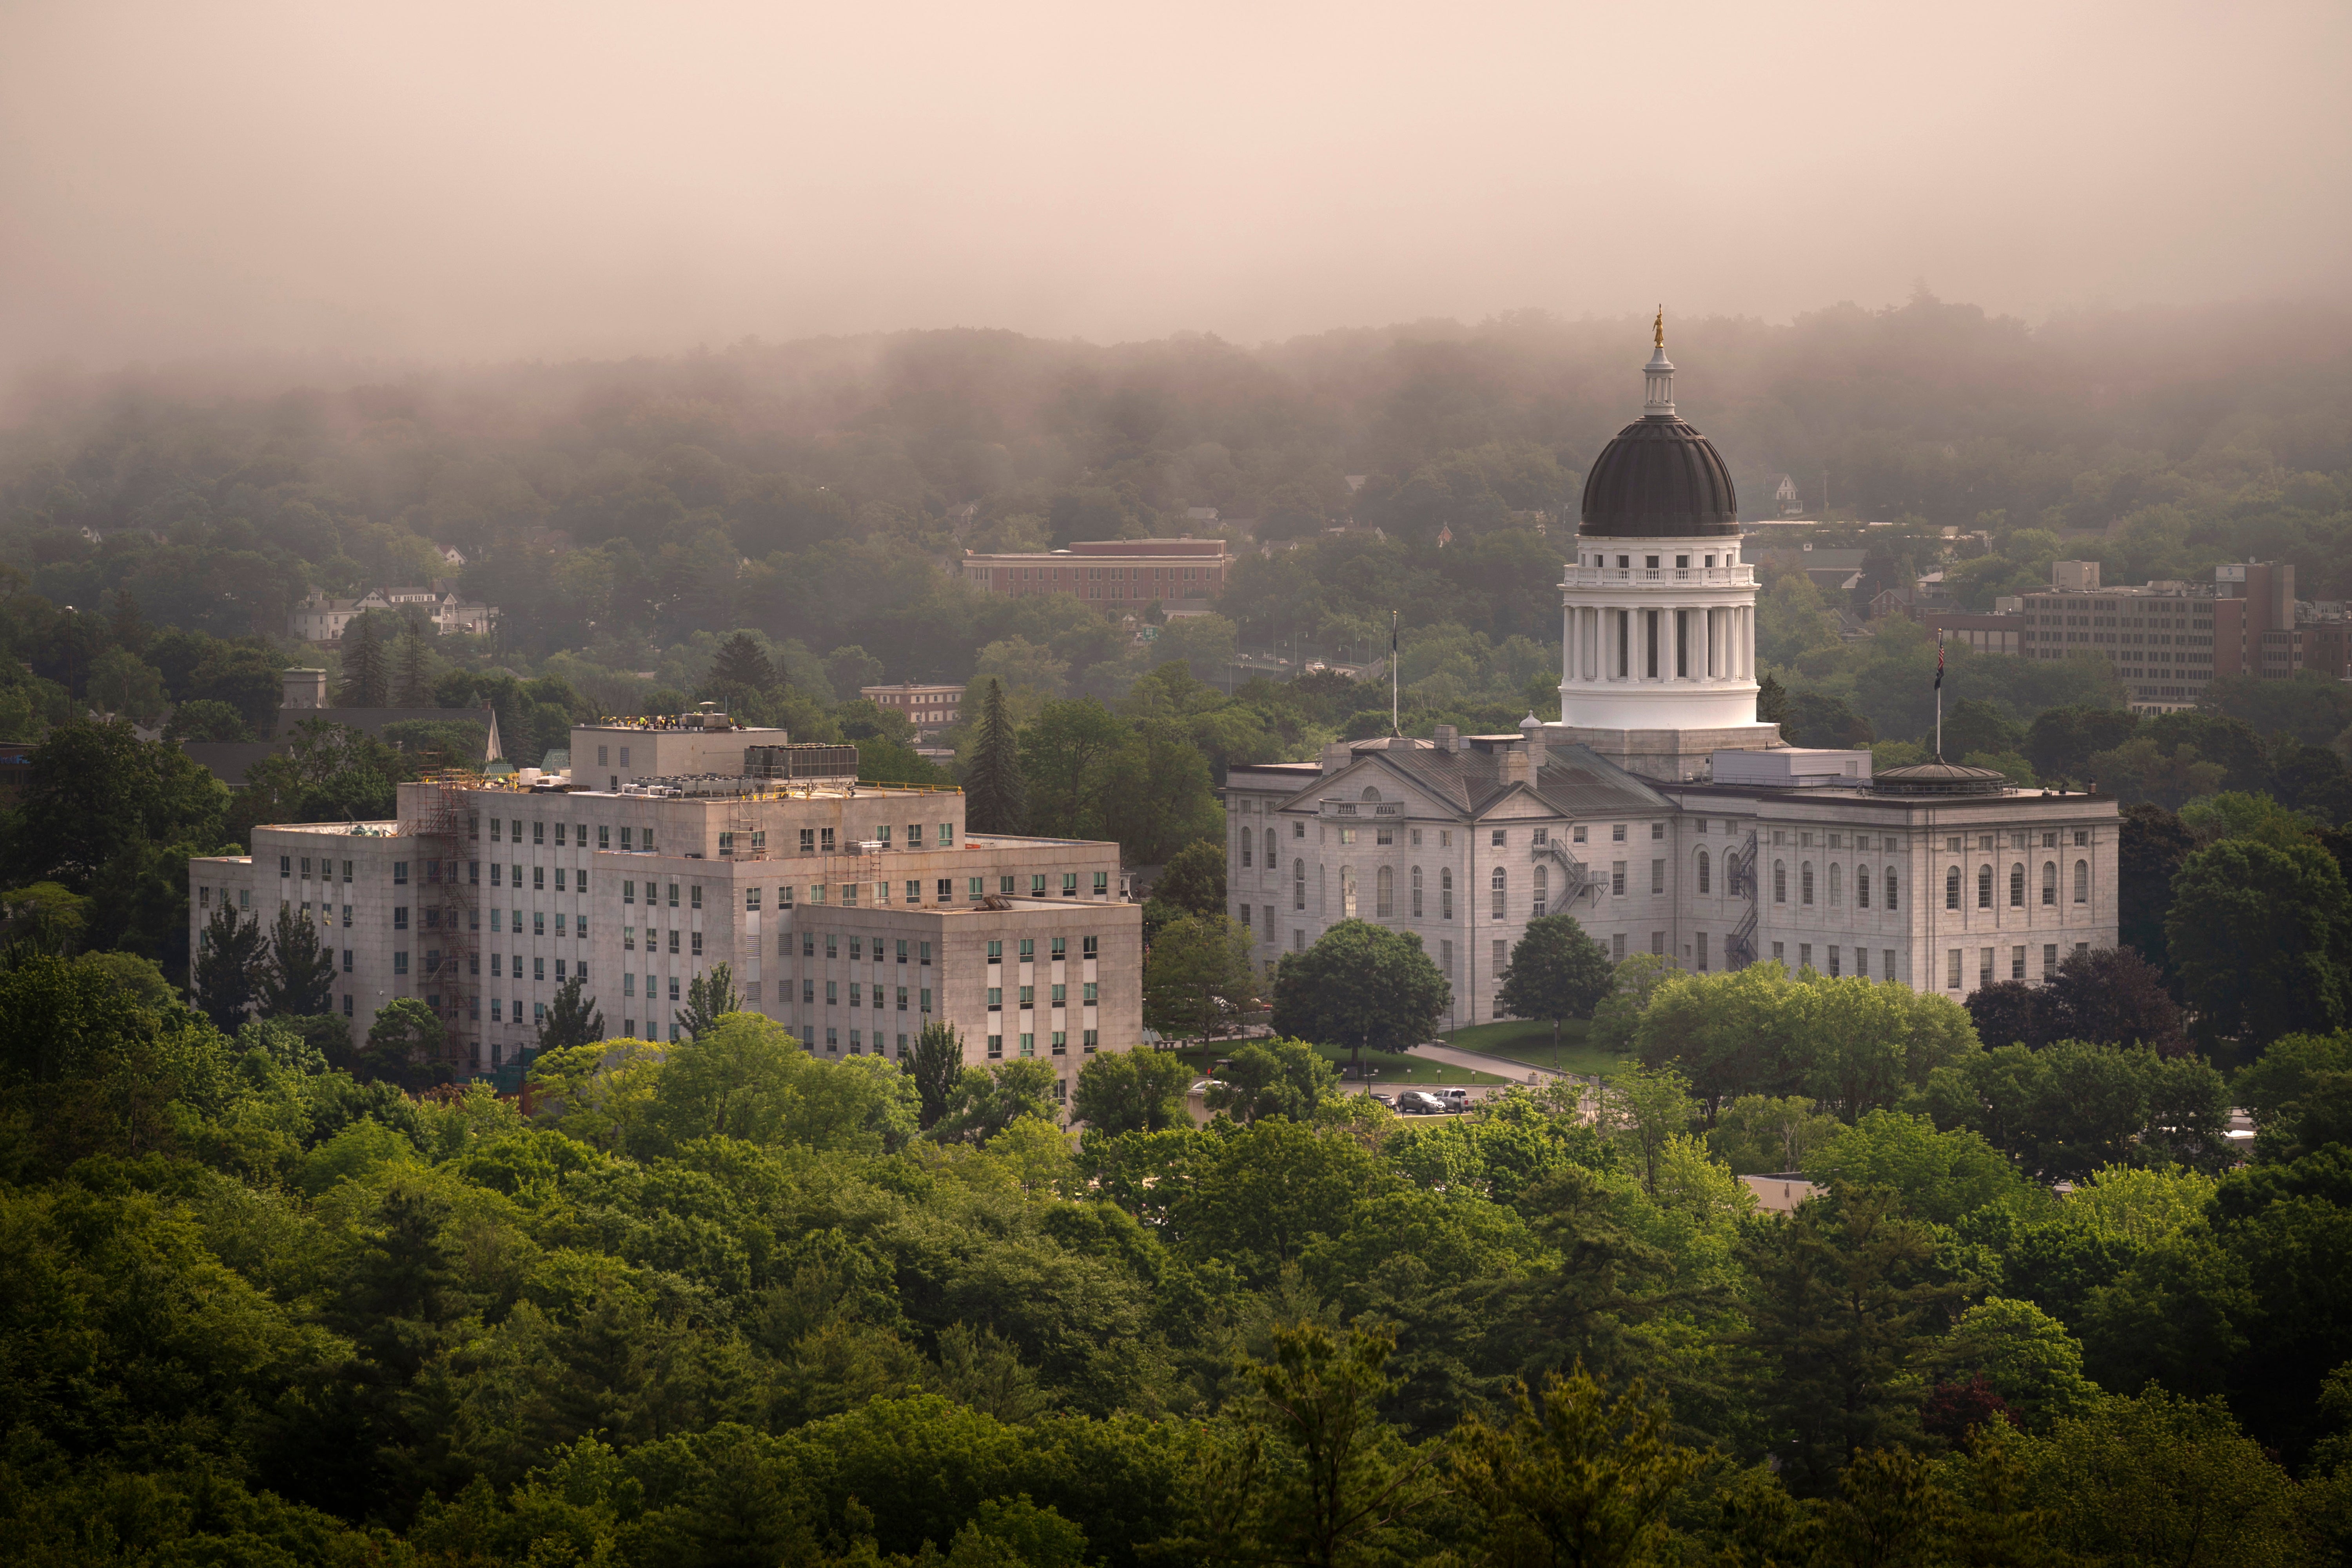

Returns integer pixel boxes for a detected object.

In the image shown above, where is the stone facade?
[191,760,1140,1102]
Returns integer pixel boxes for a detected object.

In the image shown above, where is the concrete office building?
[191,721,1141,1101]
[1225,323,2119,1024]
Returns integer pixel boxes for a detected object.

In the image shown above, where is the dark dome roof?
[1579,416,1740,538]
[1871,759,2011,797]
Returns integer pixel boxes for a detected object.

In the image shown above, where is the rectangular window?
[533,867,544,891]
[1828,946,1840,977]
[394,950,409,975]
[534,822,544,846]
[1612,933,1626,962]
[394,906,409,930]
[801,829,816,853]
[1083,1029,1098,1052]
[1884,950,1896,982]
[987,1034,1004,1058]
[2011,945,2026,980]
[1611,862,1626,895]
[1651,858,1664,895]
[821,828,836,852]
[393,861,409,885]
[1082,981,1098,1003]
[939,822,955,846]
[1948,949,1963,989]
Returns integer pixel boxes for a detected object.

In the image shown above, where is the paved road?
[1336,1041,1589,1105]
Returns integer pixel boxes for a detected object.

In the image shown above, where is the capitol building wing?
[1225,322,2119,1027]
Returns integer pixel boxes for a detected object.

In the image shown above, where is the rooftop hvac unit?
[743,742,861,781]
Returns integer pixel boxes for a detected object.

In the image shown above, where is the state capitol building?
[1224,323,2120,1028]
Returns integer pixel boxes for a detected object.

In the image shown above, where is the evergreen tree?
[675,962,742,1039]
[257,903,338,1017]
[709,632,777,693]
[192,900,265,1032]
[109,586,147,655]
[338,615,390,707]
[393,620,434,706]
[1499,914,1616,1061]
[963,678,1027,834]
[904,1020,966,1130]
[1739,1185,1964,1495]
[1756,670,1791,728]
[537,972,606,1052]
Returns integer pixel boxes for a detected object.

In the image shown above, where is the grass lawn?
[1439,1019,1632,1079]
[1161,1041,1507,1087]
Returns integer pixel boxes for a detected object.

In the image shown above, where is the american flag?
[1935,633,1945,690]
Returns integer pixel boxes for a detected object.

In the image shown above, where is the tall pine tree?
[258,904,339,1017]
[675,963,742,1039]
[964,678,1027,833]
[393,619,434,706]
[338,615,390,707]
[538,973,607,1052]
[709,632,777,693]
[194,900,266,1032]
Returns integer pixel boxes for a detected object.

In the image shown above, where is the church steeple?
[1643,305,1676,418]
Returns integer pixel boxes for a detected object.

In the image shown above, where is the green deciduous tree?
[363,995,446,1087]
[1595,1063,1698,1195]
[963,678,1027,834]
[1071,1045,1195,1134]
[257,902,337,1018]
[1207,1038,1340,1126]
[1272,920,1450,1066]
[1144,913,1261,1045]
[1500,915,1616,1060]
[1151,837,1226,918]
[2165,838,2352,1058]
[1448,1366,1703,1568]
[932,1058,1058,1145]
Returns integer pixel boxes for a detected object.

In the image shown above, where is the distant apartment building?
[292,584,499,643]
[1909,559,2338,712]
[860,682,966,737]
[962,538,1232,614]
[190,724,1143,1097]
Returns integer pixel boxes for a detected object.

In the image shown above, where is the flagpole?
[1390,610,1400,737]
[1935,631,1945,761]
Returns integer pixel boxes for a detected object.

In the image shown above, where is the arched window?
[1294,859,1305,911]
[1829,863,1843,906]
[1360,786,1381,801]
[1858,863,1872,909]
[1491,865,1507,919]
[1263,827,1276,866]
[1886,869,1898,911]
[1802,862,1815,905]
[1697,849,1711,894]
[1412,865,1424,918]
[1945,866,1961,910]
[2042,861,2057,905]
[1533,864,1548,916]
[2009,863,2024,907]
[2074,859,2089,904]
[1773,860,1787,904]
[1441,868,1454,920]
[1341,865,1358,919]
[1977,864,1993,909]
[1240,829,1252,869]
[1376,865,1394,917]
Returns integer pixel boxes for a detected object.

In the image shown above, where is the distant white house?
[290,582,499,644]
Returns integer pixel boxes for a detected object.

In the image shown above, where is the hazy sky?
[4,0,2347,375]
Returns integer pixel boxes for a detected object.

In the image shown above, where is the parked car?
[1436,1087,1471,1111]
[1368,1092,1396,1108]
[1396,1090,1448,1115]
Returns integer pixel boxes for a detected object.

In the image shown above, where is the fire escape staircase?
[1535,838,1598,907]
[410,775,483,1074]
[1725,829,1760,968]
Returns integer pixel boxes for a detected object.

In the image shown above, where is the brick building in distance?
[961,538,1232,615]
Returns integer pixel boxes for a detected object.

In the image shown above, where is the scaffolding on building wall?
[407,774,483,1076]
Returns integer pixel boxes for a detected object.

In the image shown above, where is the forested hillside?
[8,948,2352,1565]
